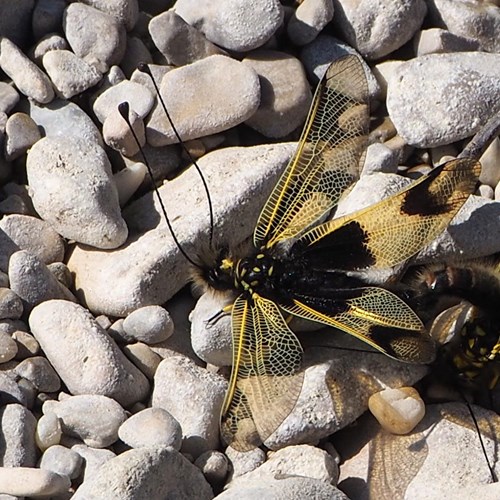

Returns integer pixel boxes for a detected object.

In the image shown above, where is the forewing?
[282,287,436,363]
[254,54,369,249]
[295,158,481,271]
[220,294,304,451]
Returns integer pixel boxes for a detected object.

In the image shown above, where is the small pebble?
[14,356,61,393]
[43,394,127,448]
[8,251,76,313]
[225,446,266,480]
[0,38,54,104]
[63,3,127,73]
[71,444,116,481]
[47,262,73,289]
[122,305,174,344]
[0,82,19,114]
[12,330,40,360]
[368,386,426,434]
[363,143,400,175]
[118,407,183,450]
[478,184,494,200]
[0,404,37,466]
[0,467,70,498]
[287,0,334,46]
[42,49,102,99]
[0,288,23,320]
[26,136,128,249]
[36,412,63,452]
[113,162,148,207]
[32,34,69,64]
[4,112,42,161]
[414,27,480,56]
[39,444,83,479]
[29,300,150,407]
[103,106,145,157]
[0,331,18,363]
[121,342,162,380]
[194,450,229,487]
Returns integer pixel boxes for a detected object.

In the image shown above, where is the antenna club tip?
[138,62,152,76]
[118,102,130,120]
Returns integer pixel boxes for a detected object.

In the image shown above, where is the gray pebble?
[0,331,18,363]
[478,184,494,200]
[362,143,400,175]
[0,0,35,47]
[43,394,127,448]
[427,0,500,53]
[126,142,180,182]
[194,450,228,487]
[93,80,154,124]
[63,3,127,73]
[14,356,61,393]
[225,447,266,480]
[152,355,227,457]
[8,251,75,313]
[71,444,116,482]
[78,0,139,31]
[36,412,63,451]
[113,162,148,206]
[67,142,294,316]
[0,404,37,466]
[122,305,174,344]
[42,49,102,99]
[103,106,145,157]
[217,476,347,499]
[175,0,284,51]
[32,33,69,65]
[4,112,41,161]
[387,52,500,147]
[32,0,66,40]
[414,28,480,56]
[29,300,150,407]
[120,36,153,78]
[0,319,27,335]
[72,446,213,500]
[332,0,427,60]
[147,55,260,146]
[479,137,500,188]
[243,51,312,138]
[0,38,54,104]
[12,330,40,360]
[0,82,19,114]
[0,467,71,498]
[0,214,65,271]
[118,407,183,450]
[149,11,225,66]
[39,444,83,479]
[17,378,37,410]
[29,99,103,146]
[121,342,162,380]
[26,136,128,249]
[0,373,27,407]
[0,288,22,320]
[130,63,172,94]
[287,0,334,46]
[47,262,72,289]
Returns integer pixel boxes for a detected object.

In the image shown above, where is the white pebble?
[36,412,63,451]
[123,305,174,344]
[0,467,70,497]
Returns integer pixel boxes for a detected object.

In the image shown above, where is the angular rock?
[0,374,28,407]
[14,356,61,393]
[174,0,284,51]
[0,288,22,320]
[152,355,227,457]
[243,51,312,138]
[72,446,213,500]
[0,38,54,104]
[29,300,150,407]
[387,52,500,148]
[146,55,260,146]
[4,112,41,161]
[42,49,102,98]
[43,395,127,448]
[26,136,128,249]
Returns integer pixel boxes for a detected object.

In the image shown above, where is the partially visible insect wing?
[282,286,436,363]
[295,158,481,271]
[254,54,369,249]
[221,294,304,451]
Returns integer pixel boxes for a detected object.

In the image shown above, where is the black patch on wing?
[292,288,365,314]
[294,220,376,271]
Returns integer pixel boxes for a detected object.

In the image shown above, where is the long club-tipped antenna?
[137,63,214,247]
[118,102,199,268]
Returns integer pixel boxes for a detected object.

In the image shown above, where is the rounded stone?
[0,38,54,104]
[0,288,23,320]
[121,342,162,380]
[368,386,426,434]
[39,444,83,479]
[174,0,284,52]
[113,162,148,206]
[43,394,127,448]
[243,51,312,138]
[14,356,61,393]
[4,112,42,161]
[29,300,150,407]
[42,49,102,99]
[26,136,128,249]
[146,54,260,146]
[103,106,145,158]
[0,82,19,114]
[194,450,229,486]
[77,0,139,31]
[36,412,63,451]
[0,330,18,363]
[287,0,334,46]
[118,407,183,450]
[0,467,71,498]
[122,305,174,344]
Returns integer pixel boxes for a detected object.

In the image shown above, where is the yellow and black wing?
[254,54,369,249]
[282,286,435,363]
[294,158,481,271]
[221,294,304,451]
